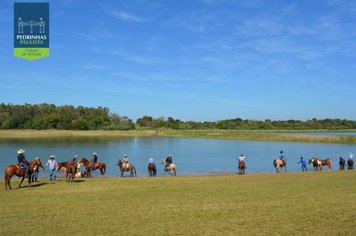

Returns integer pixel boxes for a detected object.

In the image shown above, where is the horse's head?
[308,158,315,164]
[32,158,44,170]
[161,160,165,165]
[116,160,123,167]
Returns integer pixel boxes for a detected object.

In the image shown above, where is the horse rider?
[148,156,154,164]
[237,154,246,165]
[349,152,353,160]
[91,152,98,170]
[123,154,129,168]
[165,155,173,169]
[279,150,286,165]
[17,148,28,171]
[297,157,307,172]
[72,155,78,162]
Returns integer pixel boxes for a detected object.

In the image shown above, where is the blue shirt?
[298,159,307,166]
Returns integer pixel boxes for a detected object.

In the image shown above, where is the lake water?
[0,137,355,178]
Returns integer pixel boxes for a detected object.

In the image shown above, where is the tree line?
[0,103,355,130]
[0,103,134,130]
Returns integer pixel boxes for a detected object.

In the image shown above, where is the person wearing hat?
[165,155,173,168]
[72,155,78,162]
[91,152,98,171]
[123,154,129,168]
[45,155,58,181]
[17,148,28,170]
[297,157,307,172]
[279,150,286,165]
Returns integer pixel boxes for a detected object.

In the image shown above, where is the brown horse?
[339,157,345,170]
[238,161,246,174]
[347,159,354,169]
[273,159,287,173]
[4,158,44,191]
[161,160,177,176]
[79,158,106,177]
[117,160,137,177]
[57,161,69,177]
[321,159,332,170]
[148,163,157,177]
[66,161,78,183]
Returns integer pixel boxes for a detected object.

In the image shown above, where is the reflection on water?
[0,137,355,178]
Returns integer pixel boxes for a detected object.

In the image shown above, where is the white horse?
[161,160,177,176]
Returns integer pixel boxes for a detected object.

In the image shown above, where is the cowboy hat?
[50,155,55,159]
[93,152,97,156]
[35,157,40,160]
[17,148,25,154]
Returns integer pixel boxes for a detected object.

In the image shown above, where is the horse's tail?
[103,163,106,175]
[273,159,276,167]
[4,170,9,191]
[173,167,176,176]
[133,167,137,177]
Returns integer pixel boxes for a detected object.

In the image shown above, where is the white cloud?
[109,10,145,22]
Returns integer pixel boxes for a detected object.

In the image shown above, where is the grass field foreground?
[1,171,356,235]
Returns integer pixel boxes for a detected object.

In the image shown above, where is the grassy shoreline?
[1,171,355,235]
[0,129,355,143]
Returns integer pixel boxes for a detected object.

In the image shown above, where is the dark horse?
[347,159,354,170]
[273,159,287,173]
[4,158,44,191]
[116,160,137,177]
[148,163,157,177]
[238,161,246,174]
[339,157,345,170]
[79,158,106,177]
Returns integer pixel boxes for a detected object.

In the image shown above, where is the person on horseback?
[237,154,246,166]
[279,150,286,165]
[297,157,307,172]
[165,155,173,169]
[17,148,28,171]
[72,155,78,162]
[123,154,129,168]
[148,156,154,164]
[91,152,98,171]
[349,152,353,160]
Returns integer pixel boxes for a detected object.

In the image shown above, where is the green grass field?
[1,171,355,235]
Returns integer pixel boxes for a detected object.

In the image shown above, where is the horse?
[273,158,287,173]
[116,160,137,177]
[309,157,322,171]
[237,161,246,174]
[66,161,79,183]
[161,160,177,176]
[339,157,345,170]
[148,163,157,177]
[321,159,332,170]
[79,158,106,177]
[4,158,44,191]
[347,159,354,170]
[57,161,69,177]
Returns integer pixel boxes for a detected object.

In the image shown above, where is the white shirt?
[238,155,246,162]
[46,159,57,170]
[350,153,353,160]
[148,157,154,163]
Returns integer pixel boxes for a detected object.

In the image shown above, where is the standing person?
[297,157,307,172]
[45,155,58,181]
[17,148,28,171]
[91,152,98,170]
[32,157,40,182]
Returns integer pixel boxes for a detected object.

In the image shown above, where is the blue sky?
[0,0,355,121]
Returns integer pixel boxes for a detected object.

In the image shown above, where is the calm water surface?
[0,137,355,178]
